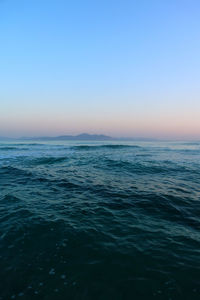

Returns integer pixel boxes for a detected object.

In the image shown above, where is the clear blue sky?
[1,0,200,138]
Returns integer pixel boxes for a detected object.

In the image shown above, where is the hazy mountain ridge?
[18,133,112,141]
[0,133,161,141]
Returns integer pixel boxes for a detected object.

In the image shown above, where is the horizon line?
[0,132,200,142]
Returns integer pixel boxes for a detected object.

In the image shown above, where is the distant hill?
[0,133,160,142]
[21,133,113,141]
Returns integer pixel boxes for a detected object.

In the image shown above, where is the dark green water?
[0,140,200,299]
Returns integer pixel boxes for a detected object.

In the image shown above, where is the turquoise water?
[0,140,200,299]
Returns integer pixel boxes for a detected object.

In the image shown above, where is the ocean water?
[0,140,200,300]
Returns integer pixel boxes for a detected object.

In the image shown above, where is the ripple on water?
[0,141,200,299]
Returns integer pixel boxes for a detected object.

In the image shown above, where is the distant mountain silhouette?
[21,133,113,141]
[0,133,160,141]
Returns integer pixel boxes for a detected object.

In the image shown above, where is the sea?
[0,140,200,300]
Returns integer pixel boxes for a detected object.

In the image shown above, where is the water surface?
[0,140,200,299]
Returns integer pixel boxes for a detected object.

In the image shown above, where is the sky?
[0,0,200,139]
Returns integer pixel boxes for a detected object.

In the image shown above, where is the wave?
[179,142,200,146]
[0,165,32,177]
[160,147,200,154]
[57,180,79,189]
[30,156,68,165]
[0,143,142,153]
[1,194,21,203]
[100,158,198,175]
[12,143,47,146]
[0,146,26,151]
[0,143,48,150]
[72,145,141,151]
